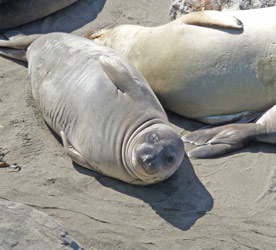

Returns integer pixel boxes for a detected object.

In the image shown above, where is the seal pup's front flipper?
[181,10,243,30]
[99,55,162,109]
[99,55,136,94]
[60,131,90,168]
[182,123,262,158]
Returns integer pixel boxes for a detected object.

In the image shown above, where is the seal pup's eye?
[148,133,159,143]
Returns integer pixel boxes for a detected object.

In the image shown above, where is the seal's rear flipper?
[182,10,243,30]
[0,47,27,61]
[0,32,41,61]
[60,131,90,168]
[182,123,262,158]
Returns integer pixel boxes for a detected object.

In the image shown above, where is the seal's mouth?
[136,157,159,175]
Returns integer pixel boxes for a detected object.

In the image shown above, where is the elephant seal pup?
[0,0,78,30]
[86,7,276,124]
[4,33,184,185]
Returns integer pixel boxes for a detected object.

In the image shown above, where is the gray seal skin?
[0,0,78,30]
[25,33,184,185]
[87,7,276,124]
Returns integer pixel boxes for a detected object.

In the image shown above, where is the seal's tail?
[182,104,276,158]
[0,31,41,61]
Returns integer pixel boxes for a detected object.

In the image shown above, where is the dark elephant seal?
[0,0,79,30]
[0,32,184,185]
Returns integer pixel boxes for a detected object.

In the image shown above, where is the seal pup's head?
[126,123,184,185]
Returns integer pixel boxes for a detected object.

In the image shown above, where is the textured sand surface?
[1,0,276,249]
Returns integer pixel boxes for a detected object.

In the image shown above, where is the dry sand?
[1,0,276,249]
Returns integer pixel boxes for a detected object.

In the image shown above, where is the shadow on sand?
[73,155,214,231]
[44,109,213,231]
[44,100,214,231]
[4,0,107,35]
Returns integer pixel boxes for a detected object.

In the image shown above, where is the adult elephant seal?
[86,8,276,158]
[0,33,184,185]
[0,0,79,30]
[86,7,276,125]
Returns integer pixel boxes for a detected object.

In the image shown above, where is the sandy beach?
[1,0,276,249]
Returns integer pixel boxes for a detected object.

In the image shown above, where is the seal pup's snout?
[130,124,185,184]
[138,144,164,174]
[141,153,159,174]
[139,144,179,175]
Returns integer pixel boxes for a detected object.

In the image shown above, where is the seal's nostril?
[166,155,174,165]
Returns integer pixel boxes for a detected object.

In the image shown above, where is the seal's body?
[2,9,276,159]
[25,33,184,185]
[0,0,78,30]
[89,7,276,124]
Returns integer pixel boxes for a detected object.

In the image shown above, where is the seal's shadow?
[167,110,205,132]
[72,110,213,231]
[46,119,213,231]
[73,155,213,231]
[6,0,107,35]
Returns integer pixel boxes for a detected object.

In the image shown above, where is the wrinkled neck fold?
[122,118,167,183]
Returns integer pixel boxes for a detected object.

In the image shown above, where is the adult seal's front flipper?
[183,104,276,158]
[182,123,260,158]
[181,10,243,30]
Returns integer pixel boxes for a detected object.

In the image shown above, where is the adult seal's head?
[125,122,184,184]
